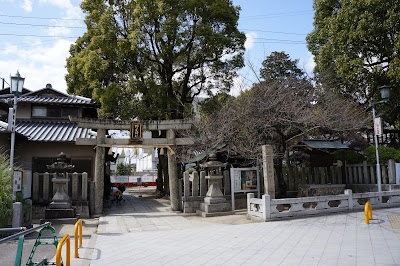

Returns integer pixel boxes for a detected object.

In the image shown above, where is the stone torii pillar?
[94,129,106,215]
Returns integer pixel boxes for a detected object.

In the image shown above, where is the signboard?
[130,121,143,141]
[374,117,383,136]
[13,171,22,192]
[230,167,260,211]
[137,177,142,186]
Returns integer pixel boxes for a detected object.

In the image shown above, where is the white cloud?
[245,32,257,50]
[0,39,73,93]
[304,53,315,75]
[20,0,33,12]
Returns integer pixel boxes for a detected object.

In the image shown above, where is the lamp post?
[372,85,390,202]
[9,71,25,195]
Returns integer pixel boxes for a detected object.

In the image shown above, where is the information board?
[230,167,260,211]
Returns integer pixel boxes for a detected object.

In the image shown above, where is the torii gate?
[70,117,194,215]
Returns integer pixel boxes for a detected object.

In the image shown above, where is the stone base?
[45,208,76,219]
[204,197,226,204]
[196,210,234,217]
[40,216,80,224]
[200,202,231,213]
[49,201,71,209]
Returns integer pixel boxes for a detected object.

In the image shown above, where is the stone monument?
[196,153,233,217]
[44,152,77,221]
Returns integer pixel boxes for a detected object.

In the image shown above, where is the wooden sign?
[130,121,143,141]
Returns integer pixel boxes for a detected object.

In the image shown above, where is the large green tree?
[260,51,305,82]
[307,0,400,125]
[66,0,245,120]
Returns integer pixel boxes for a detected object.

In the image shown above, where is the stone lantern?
[44,152,76,220]
[197,153,233,217]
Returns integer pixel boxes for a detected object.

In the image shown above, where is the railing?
[247,189,400,221]
[56,234,70,266]
[74,219,82,258]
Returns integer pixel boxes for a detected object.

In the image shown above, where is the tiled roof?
[302,139,348,149]
[0,120,97,142]
[17,95,95,105]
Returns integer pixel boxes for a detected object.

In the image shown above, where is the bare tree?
[184,77,369,196]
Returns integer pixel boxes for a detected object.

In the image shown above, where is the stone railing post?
[247,193,254,215]
[183,172,190,199]
[43,172,50,202]
[200,171,207,196]
[262,194,271,220]
[72,172,79,201]
[192,171,199,197]
[223,170,230,195]
[32,172,39,202]
[82,172,88,201]
[345,189,353,210]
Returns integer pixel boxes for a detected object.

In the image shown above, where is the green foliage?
[363,145,400,164]
[260,51,305,82]
[199,92,234,116]
[116,162,131,176]
[0,153,12,227]
[307,0,400,125]
[333,150,366,164]
[67,0,245,120]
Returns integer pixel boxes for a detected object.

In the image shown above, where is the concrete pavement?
[4,187,399,265]
[73,188,400,265]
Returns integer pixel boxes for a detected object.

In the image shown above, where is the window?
[62,108,78,117]
[32,106,47,117]
[32,106,79,118]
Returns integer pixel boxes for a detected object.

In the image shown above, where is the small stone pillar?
[72,172,78,201]
[262,145,275,199]
[223,170,230,195]
[43,172,50,202]
[200,171,207,196]
[32,172,39,202]
[184,172,190,198]
[12,202,23,228]
[192,171,199,197]
[82,172,88,201]
[197,153,233,217]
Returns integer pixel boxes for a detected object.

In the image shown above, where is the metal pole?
[10,95,17,196]
[0,222,51,244]
[372,106,382,202]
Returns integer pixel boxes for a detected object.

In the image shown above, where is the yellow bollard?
[56,234,70,266]
[365,202,372,224]
[74,219,83,258]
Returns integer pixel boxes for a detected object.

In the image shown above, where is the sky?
[0,0,315,95]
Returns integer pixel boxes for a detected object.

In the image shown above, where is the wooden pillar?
[167,129,180,211]
[262,145,275,199]
[94,129,106,215]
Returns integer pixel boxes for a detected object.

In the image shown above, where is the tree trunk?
[274,159,287,198]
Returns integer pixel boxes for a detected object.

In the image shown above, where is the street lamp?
[9,71,24,196]
[372,85,390,201]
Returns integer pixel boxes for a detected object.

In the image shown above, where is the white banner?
[374,117,383,136]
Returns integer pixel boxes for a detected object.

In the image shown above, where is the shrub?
[334,150,366,164]
[363,145,400,164]
[0,153,12,227]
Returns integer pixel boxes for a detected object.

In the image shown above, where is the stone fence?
[32,172,88,204]
[247,189,400,221]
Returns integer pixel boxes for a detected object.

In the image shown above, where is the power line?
[0,33,78,38]
[0,21,85,29]
[239,28,307,36]
[0,14,82,21]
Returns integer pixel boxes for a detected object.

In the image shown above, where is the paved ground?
[3,187,400,265]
